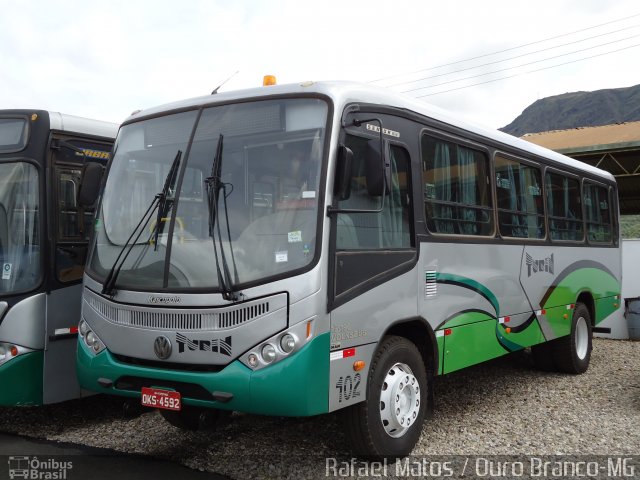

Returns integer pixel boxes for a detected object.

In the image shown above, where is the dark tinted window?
[545,172,583,241]
[584,182,612,243]
[421,135,493,235]
[495,155,545,239]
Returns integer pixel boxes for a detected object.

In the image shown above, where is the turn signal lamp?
[263,75,277,86]
[353,361,365,372]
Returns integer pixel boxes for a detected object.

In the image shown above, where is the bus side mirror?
[334,146,353,200]
[365,140,388,197]
[78,163,104,207]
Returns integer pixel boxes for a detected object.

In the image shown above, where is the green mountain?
[500,84,640,136]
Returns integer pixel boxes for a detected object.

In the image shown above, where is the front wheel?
[342,336,428,458]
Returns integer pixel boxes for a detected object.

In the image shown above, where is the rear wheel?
[342,336,428,458]
[552,302,592,374]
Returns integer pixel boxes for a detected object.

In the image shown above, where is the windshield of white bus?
[88,98,328,291]
[0,162,40,295]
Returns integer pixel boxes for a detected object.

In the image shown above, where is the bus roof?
[126,81,614,182]
[48,111,119,139]
[1,109,118,139]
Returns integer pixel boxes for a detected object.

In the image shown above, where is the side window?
[421,134,492,235]
[495,155,545,239]
[584,182,612,243]
[336,135,412,250]
[545,172,583,241]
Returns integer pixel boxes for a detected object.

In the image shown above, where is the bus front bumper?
[77,332,330,417]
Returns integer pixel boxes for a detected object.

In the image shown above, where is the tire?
[160,406,225,431]
[551,302,592,374]
[530,340,556,371]
[342,336,428,459]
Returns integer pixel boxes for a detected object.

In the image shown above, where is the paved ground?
[0,433,228,480]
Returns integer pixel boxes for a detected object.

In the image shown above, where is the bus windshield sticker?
[288,231,302,243]
[2,263,11,280]
[302,190,316,199]
[275,251,288,263]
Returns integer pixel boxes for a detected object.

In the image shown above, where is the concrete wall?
[595,239,640,339]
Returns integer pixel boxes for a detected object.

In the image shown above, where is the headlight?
[280,334,296,353]
[261,344,277,363]
[240,317,315,371]
[79,319,89,337]
[79,320,106,355]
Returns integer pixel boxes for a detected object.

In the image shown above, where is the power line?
[386,24,639,89]
[402,33,640,93]
[413,42,640,98]
[370,12,640,84]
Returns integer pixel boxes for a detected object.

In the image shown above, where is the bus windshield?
[88,97,328,291]
[0,162,40,295]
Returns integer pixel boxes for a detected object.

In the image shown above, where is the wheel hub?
[379,362,420,438]
[575,316,589,360]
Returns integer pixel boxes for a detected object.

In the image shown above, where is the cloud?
[0,0,638,127]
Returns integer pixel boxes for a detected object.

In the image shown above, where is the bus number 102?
[335,373,361,403]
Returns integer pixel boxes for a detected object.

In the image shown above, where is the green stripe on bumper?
[77,332,330,417]
[0,351,44,406]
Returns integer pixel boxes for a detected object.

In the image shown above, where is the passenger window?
[545,172,583,241]
[336,135,412,250]
[584,182,612,243]
[495,155,545,239]
[421,135,492,235]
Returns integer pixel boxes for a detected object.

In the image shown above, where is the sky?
[1,0,639,130]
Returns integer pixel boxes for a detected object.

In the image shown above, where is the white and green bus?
[0,110,116,406]
[77,82,621,456]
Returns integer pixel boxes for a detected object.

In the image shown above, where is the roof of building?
[521,121,640,154]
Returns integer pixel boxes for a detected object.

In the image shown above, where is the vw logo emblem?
[153,336,172,360]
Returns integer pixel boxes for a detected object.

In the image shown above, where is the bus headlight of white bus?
[0,343,33,367]
[78,319,106,355]
[241,317,315,371]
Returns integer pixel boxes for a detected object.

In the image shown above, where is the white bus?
[76,82,620,456]
[0,110,117,405]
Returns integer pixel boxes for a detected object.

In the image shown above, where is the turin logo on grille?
[526,253,554,277]
[176,332,232,356]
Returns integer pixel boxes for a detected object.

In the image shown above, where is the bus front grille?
[84,290,274,331]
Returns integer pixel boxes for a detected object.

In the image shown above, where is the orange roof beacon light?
[263,75,277,86]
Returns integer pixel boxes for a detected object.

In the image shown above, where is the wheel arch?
[576,290,596,325]
[381,317,438,378]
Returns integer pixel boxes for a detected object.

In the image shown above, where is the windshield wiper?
[204,134,240,301]
[102,150,183,296]
[153,151,182,250]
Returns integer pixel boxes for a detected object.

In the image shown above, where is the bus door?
[43,137,111,403]
[328,112,417,410]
